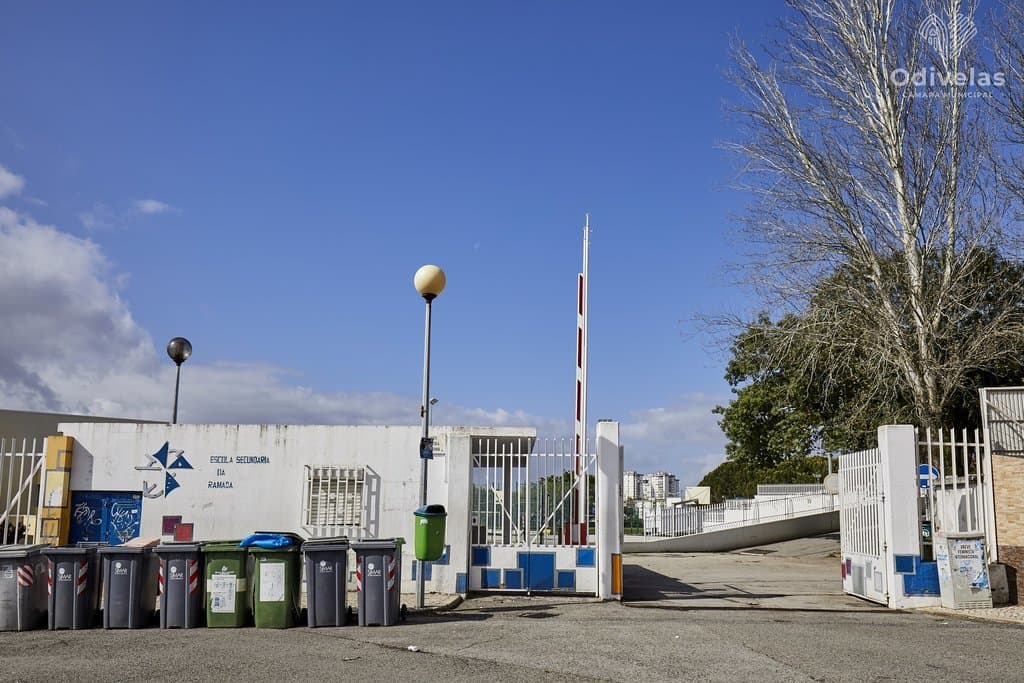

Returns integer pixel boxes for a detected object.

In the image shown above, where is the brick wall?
[993,454,1024,602]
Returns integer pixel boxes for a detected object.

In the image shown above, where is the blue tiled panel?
[576,548,595,567]
[482,568,501,588]
[518,552,555,591]
[471,546,490,566]
[904,559,940,596]
[411,561,433,581]
[556,570,576,590]
[434,545,451,565]
[504,569,523,590]
[456,572,467,594]
[894,555,916,574]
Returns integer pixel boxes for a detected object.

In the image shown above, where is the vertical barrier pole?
[596,421,622,600]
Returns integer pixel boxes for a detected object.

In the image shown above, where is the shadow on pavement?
[623,564,784,602]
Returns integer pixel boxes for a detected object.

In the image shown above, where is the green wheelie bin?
[202,541,249,627]
[414,505,447,561]
[249,544,301,628]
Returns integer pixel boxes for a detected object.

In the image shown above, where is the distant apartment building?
[623,470,643,501]
[642,471,680,500]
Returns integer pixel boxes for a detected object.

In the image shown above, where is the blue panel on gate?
[518,552,555,591]
[557,570,576,590]
[456,572,467,593]
[894,555,916,574]
[471,547,490,566]
[576,548,596,567]
[504,569,523,590]
[904,559,940,596]
[434,545,450,565]
[482,568,501,588]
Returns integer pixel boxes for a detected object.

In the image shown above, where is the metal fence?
[1,438,46,544]
[643,492,837,538]
[756,484,827,497]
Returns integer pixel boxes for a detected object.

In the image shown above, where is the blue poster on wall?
[68,491,143,546]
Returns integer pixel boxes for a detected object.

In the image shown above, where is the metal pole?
[417,297,433,608]
[172,363,182,425]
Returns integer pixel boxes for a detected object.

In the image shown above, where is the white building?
[642,471,680,500]
[623,470,642,501]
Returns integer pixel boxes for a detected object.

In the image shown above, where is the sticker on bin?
[17,564,34,587]
[1,565,13,580]
[209,574,237,613]
[259,563,286,602]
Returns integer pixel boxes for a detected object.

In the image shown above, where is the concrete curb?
[917,606,1024,626]
[405,594,464,614]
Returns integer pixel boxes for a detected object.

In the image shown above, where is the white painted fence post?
[878,425,940,609]
[596,421,622,600]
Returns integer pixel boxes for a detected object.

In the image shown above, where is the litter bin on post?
[414,505,447,561]
[43,546,100,630]
[302,536,350,627]
[202,541,249,628]
[154,542,203,629]
[99,540,160,629]
[249,544,301,629]
[352,538,404,626]
[0,544,49,631]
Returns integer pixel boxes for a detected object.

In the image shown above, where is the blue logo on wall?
[135,442,193,498]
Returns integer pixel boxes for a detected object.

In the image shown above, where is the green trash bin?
[202,541,249,628]
[249,544,301,629]
[414,505,447,561]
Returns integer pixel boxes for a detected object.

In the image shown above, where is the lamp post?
[166,337,192,424]
[414,265,445,609]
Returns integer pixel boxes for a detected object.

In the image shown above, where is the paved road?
[3,536,1023,682]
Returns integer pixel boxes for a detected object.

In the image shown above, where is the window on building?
[302,466,365,532]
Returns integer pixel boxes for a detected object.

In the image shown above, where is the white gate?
[0,438,46,545]
[469,436,599,594]
[838,447,887,603]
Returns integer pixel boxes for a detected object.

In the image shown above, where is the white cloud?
[0,163,25,199]
[621,394,729,486]
[133,199,174,215]
[78,202,116,231]
[0,205,565,433]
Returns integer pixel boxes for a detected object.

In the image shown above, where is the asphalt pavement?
[3,535,1023,682]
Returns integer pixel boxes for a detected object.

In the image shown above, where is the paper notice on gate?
[209,574,237,613]
[260,562,286,602]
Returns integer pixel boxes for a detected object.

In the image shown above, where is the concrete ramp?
[623,510,839,553]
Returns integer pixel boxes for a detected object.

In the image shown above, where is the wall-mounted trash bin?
[414,505,447,561]
[0,544,49,631]
[42,546,100,630]
[154,543,203,629]
[202,541,249,627]
[352,538,403,626]
[99,541,159,628]
[249,544,301,629]
[302,537,350,627]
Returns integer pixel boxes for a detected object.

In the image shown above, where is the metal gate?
[469,437,598,594]
[838,447,888,603]
[0,438,46,545]
[918,427,991,559]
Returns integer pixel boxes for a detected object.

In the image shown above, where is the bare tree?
[725,0,1024,427]
[994,1,1024,201]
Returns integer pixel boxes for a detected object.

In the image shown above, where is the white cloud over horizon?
[0,163,25,199]
[0,203,566,434]
[133,198,174,215]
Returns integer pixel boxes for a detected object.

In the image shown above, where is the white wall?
[59,422,534,595]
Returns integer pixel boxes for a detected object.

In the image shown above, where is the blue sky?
[0,1,788,484]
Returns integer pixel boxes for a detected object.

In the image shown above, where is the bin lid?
[42,546,98,557]
[302,539,350,552]
[201,540,246,552]
[302,535,349,548]
[98,545,153,556]
[351,537,404,551]
[154,542,202,554]
[414,504,447,517]
[0,543,49,558]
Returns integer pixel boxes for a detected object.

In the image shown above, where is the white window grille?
[302,466,365,536]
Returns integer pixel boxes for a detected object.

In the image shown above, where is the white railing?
[643,492,838,538]
[757,484,827,497]
[1,437,47,545]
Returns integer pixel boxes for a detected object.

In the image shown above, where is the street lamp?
[414,264,445,609]
[166,337,192,424]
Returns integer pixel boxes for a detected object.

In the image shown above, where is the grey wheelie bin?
[99,542,159,628]
[0,544,49,631]
[154,542,203,629]
[42,545,101,630]
[302,536,350,627]
[351,538,404,626]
